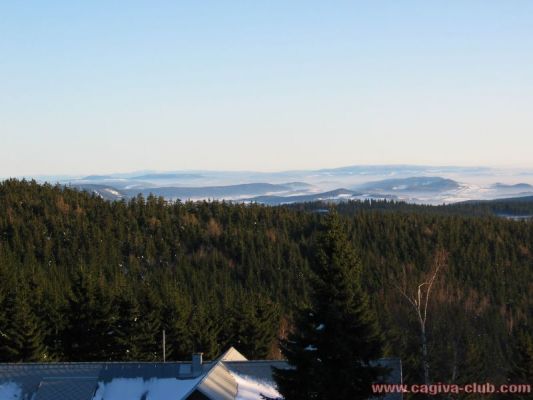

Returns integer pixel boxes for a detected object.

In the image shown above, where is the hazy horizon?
[0,162,515,176]
[3,162,533,182]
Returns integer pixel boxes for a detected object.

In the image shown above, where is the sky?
[1,1,533,176]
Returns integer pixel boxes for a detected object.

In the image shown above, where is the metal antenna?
[163,329,166,362]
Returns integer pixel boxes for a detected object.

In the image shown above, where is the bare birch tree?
[393,250,448,385]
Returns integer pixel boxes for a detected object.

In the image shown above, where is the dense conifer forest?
[290,197,533,218]
[0,179,531,390]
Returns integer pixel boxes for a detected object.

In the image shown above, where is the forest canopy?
[0,179,531,388]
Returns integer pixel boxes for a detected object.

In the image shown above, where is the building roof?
[193,361,237,400]
[0,363,102,400]
[0,348,402,400]
[0,361,213,400]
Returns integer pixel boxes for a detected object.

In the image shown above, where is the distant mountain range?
[123,182,305,200]
[67,182,314,202]
[355,177,460,193]
[242,189,398,205]
[491,183,533,190]
[14,164,533,205]
[129,173,205,180]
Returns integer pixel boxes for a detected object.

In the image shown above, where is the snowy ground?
[0,382,22,400]
[91,377,202,400]
[233,372,281,400]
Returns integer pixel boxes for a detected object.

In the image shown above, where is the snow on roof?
[0,382,22,400]
[91,377,203,400]
[232,372,281,400]
[0,349,401,400]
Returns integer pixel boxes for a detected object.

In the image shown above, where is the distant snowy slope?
[246,189,361,205]
[67,184,126,201]
[26,164,533,204]
[131,173,204,180]
[492,183,533,190]
[356,176,460,192]
[123,183,300,200]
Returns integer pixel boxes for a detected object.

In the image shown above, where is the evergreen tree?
[90,276,117,360]
[64,268,95,360]
[136,288,163,361]
[161,292,191,361]
[0,270,8,354]
[456,336,494,399]
[274,213,386,400]
[0,287,47,362]
[189,303,221,360]
[64,268,116,361]
[113,291,142,360]
[232,294,280,359]
[508,325,533,399]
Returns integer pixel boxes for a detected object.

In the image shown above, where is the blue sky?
[1,1,532,176]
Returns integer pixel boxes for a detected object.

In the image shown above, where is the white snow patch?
[304,345,318,351]
[104,188,122,197]
[91,377,201,400]
[0,382,22,400]
[233,372,281,400]
[315,323,325,331]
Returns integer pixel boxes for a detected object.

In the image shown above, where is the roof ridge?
[223,360,288,363]
[0,362,105,366]
[217,346,248,362]
[0,361,207,366]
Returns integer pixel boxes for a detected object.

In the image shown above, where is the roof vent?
[192,353,203,377]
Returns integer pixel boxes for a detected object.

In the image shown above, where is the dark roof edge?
[0,361,212,366]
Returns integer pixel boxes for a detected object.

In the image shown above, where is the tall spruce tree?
[136,288,163,361]
[273,213,386,400]
[0,287,47,362]
[457,336,494,400]
[189,303,222,360]
[65,268,116,361]
[161,292,191,361]
[0,273,7,355]
[232,294,280,359]
[508,324,533,399]
[113,291,142,360]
